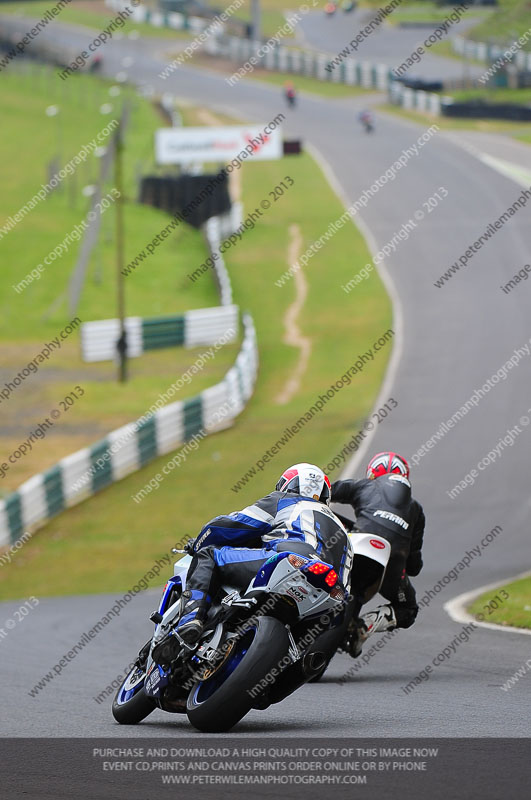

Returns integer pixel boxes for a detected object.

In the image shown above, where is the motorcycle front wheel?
[112,664,156,724]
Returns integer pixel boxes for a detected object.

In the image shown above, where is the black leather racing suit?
[332,473,425,628]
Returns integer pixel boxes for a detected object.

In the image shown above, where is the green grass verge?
[218,0,298,38]
[0,148,392,600]
[468,576,531,629]
[0,65,220,342]
[0,65,235,492]
[450,87,531,104]
[0,0,191,39]
[466,0,531,48]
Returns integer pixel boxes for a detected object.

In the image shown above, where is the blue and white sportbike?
[112,530,390,732]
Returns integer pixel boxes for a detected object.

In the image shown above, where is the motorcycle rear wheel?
[186,616,290,732]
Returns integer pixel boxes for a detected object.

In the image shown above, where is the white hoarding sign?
[155,125,283,165]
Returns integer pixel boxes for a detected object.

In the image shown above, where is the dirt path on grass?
[275,223,312,406]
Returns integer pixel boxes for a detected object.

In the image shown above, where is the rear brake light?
[307,562,329,575]
[325,570,338,587]
[288,554,308,568]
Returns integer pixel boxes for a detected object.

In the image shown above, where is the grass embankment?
[466,0,531,47]
[451,87,531,104]
[218,0,301,38]
[361,0,525,44]
[0,0,310,40]
[0,0,191,39]
[0,110,392,600]
[468,576,531,630]
[0,65,236,492]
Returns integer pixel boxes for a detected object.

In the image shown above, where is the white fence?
[205,35,392,90]
[389,81,453,116]
[0,198,255,549]
[0,314,258,548]
[453,35,531,71]
[80,305,239,362]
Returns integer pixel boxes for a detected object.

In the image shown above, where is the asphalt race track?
[1,14,530,742]
[296,7,484,80]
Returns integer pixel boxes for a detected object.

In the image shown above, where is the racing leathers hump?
[190,491,351,586]
[331,474,425,586]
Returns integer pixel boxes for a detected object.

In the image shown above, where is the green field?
[0,0,310,40]
[0,65,236,491]
[466,0,531,48]
[362,0,531,50]
[451,87,531,105]
[469,576,531,630]
[366,0,530,49]
[218,0,308,38]
[0,68,392,600]
[0,0,191,39]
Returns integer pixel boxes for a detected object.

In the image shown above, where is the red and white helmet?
[366,452,409,480]
[275,463,331,504]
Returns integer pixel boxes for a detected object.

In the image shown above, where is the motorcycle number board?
[155,126,283,165]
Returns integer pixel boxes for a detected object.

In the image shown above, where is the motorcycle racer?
[175,463,351,644]
[331,451,425,656]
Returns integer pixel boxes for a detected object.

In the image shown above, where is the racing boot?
[349,604,397,658]
[175,590,210,645]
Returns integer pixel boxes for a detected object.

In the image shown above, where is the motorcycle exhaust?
[260,651,328,708]
[302,651,327,678]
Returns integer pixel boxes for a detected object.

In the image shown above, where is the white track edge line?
[444,569,531,635]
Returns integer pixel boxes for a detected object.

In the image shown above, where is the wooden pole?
[115,114,127,383]
[251,0,261,41]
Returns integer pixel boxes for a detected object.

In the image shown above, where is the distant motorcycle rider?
[284,81,297,108]
[332,451,425,656]
[176,463,350,644]
[358,109,374,133]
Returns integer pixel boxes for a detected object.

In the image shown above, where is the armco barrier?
[201,202,243,307]
[441,100,531,120]
[0,313,258,548]
[103,2,391,90]
[389,81,531,119]
[453,35,531,71]
[388,80,450,115]
[80,200,243,362]
[0,200,252,549]
[81,304,239,362]
[204,35,392,90]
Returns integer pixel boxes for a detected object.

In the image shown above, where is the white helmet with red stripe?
[275,463,332,504]
[366,451,410,480]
